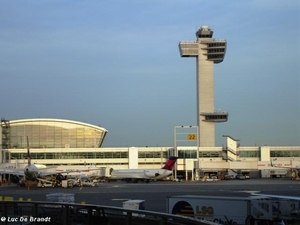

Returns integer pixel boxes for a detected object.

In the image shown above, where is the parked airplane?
[0,137,89,187]
[109,156,178,183]
[271,159,300,180]
[0,137,65,186]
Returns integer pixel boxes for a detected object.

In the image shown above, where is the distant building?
[1,118,107,149]
[1,118,300,179]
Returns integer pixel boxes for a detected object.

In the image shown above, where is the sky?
[0,0,299,147]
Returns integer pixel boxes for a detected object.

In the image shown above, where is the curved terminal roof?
[7,118,108,148]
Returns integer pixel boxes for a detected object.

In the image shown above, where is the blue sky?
[0,0,299,147]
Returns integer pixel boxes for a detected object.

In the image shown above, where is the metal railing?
[0,201,217,225]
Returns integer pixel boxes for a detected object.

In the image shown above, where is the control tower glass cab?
[179,26,228,146]
[196,25,213,38]
[196,26,226,64]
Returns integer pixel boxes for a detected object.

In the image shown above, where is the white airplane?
[271,159,300,180]
[1,137,72,187]
[109,156,178,183]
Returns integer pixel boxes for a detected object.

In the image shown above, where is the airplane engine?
[10,175,21,184]
[144,171,157,178]
[56,173,64,181]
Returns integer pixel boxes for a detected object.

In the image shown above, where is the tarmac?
[1,178,300,213]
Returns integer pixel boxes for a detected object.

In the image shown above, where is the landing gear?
[124,178,150,183]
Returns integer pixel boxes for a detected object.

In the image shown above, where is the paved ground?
[1,178,300,213]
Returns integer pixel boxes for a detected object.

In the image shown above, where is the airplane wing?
[0,167,89,177]
[39,171,64,177]
[0,163,103,178]
[0,166,58,177]
[39,167,103,177]
[0,169,24,176]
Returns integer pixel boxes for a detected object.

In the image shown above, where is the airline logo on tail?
[162,156,178,170]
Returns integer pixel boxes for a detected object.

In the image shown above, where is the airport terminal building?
[1,118,300,180]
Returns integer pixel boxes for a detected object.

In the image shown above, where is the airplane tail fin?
[162,156,178,170]
[26,136,31,166]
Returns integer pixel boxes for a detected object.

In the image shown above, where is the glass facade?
[178,150,222,158]
[270,150,300,157]
[178,150,197,158]
[8,119,107,148]
[138,151,168,159]
[199,151,222,158]
[10,151,128,160]
[239,151,260,158]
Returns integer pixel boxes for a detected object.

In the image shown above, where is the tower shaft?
[197,46,215,146]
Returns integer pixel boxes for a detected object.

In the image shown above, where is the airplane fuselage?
[24,164,40,182]
[110,169,172,180]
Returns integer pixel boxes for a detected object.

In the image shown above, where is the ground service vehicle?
[61,179,74,188]
[235,174,246,180]
[167,195,300,225]
[122,200,145,217]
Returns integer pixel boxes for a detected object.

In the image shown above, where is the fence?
[0,200,217,225]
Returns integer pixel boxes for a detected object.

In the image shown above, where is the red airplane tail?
[162,156,178,170]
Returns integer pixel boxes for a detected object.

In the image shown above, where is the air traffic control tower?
[179,26,228,147]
